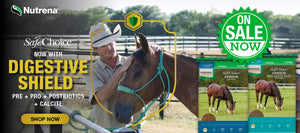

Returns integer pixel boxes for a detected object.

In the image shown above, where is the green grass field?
[198,92,248,121]
[248,88,296,117]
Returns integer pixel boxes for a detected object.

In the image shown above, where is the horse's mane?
[224,86,234,102]
[133,48,197,64]
[169,53,197,64]
[270,81,282,99]
[177,54,197,62]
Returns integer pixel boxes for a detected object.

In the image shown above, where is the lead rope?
[117,50,171,127]
[68,51,170,132]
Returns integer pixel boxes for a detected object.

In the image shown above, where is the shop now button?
[21,113,69,124]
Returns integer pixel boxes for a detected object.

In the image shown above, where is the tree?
[270,14,293,37]
[291,13,300,37]
[262,10,273,20]
[169,10,204,36]
[86,7,111,26]
[168,10,223,36]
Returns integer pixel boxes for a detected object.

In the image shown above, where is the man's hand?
[150,44,161,52]
[119,55,134,72]
[95,56,133,103]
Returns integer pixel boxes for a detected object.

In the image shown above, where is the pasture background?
[248,88,296,117]
[198,92,248,121]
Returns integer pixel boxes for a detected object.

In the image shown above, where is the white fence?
[198,87,248,93]
[248,83,296,89]
[5,35,300,56]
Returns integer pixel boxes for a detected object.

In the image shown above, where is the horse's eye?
[133,71,142,79]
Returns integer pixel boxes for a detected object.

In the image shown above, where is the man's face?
[93,41,116,60]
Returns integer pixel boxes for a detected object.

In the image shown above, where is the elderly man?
[83,22,139,132]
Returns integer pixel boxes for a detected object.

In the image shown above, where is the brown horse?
[207,84,235,114]
[255,80,284,110]
[112,33,198,124]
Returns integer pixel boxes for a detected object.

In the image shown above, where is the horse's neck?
[225,89,234,102]
[269,82,280,99]
[273,87,282,99]
[163,53,199,116]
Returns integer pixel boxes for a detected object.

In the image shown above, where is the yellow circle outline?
[90,19,177,127]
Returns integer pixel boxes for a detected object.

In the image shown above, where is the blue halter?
[117,50,171,126]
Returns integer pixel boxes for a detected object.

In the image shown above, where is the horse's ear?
[234,101,236,104]
[138,33,150,54]
[134,34,141,49]
[282,97,284,100]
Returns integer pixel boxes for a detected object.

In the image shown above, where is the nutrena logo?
[11,5,58,16]
[11,5,22,16]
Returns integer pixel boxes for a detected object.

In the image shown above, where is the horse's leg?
[208,95,212,112]
[264,95,269,109]
[260,94,264,108]
[216,99,221,113]
[225,100,230,114]
[256,90,260,108]
[273,97,278,110]
[212,97,216,112]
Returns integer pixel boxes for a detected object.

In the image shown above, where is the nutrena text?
[9,60,88,90]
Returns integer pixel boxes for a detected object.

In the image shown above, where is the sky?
[9,0,300,15]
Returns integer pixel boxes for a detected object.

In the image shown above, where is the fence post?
[77,35,80,59]
[208,37,211,50]
[50,98,62,133]
[34,99,44,133]
[159,93,165,120]
[125,36,128,55]
[273,39,276,50]
[31,46,44,133]
[169,36,171,52]
[182,36,185,51]
[196,36,198,51]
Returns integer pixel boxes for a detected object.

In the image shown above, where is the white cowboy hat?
[89,22,121,47]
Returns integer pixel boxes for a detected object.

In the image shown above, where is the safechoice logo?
[124,11,143,31]
[11,5,58,16]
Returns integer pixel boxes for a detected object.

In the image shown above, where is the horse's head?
[270,81,283,110]
[277,97,284,110]
[229,101,236,114]
[224,86,235,114]
[113,33,164,124]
